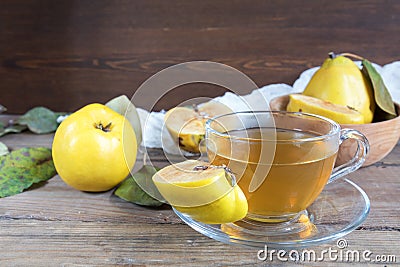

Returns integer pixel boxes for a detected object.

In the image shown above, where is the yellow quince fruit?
[287,94,365,124]
[152,160,248,224]
[52,103,137,192]
[164,101,232,153]
[303,54,375,123]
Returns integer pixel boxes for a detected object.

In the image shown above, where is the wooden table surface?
[0,114,399,266]
[1,1,400,265]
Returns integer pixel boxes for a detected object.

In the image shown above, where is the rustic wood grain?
[1,0,400,113]
[1,1,400,264]
[0,129,399,266]
[0,220,398,266]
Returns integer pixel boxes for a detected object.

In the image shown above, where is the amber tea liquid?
[209,128,338,222]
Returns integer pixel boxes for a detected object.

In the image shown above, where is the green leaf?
[114,165,164,207]
[0,147,56,198]
[0,124,27,137]
[106,95,143,145]
[18,107,59,134]
[362,60,397,121]
[0,142,8,156]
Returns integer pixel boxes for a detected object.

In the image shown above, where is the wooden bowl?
[270,94,400,167]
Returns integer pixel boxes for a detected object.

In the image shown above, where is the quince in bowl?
[270,94,400,167]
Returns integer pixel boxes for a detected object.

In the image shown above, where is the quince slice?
[287,94,365,124]
[164,101,232,153]
[152,160,248,224]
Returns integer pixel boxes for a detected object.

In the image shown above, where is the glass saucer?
[173,178,370,249]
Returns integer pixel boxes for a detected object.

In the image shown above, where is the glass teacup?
[205,111,369,224]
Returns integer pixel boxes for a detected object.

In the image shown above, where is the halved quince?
[152,160,248,224]
[164,101,232,153]
[287,94,365,124]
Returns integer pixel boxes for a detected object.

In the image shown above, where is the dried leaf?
[362,60,397,121]
[0,147,56,197]
[114,165,164,207]
[0,124,27,137]
[106,95,143,145]
[0,142,8,156]
[18,107,59,134]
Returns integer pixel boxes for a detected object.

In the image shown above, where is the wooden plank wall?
[1,0,399,113]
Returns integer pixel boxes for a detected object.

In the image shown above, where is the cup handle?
[328,129,370,184]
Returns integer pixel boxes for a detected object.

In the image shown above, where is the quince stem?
[330,52,365,61]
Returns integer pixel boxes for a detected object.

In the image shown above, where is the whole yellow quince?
[52,103,137,192]
[303,54,375,123]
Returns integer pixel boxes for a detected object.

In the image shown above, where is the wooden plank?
[1,0,400,113]
[0,220,398,266]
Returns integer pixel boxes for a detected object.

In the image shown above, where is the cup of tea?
[205,111,369,224]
